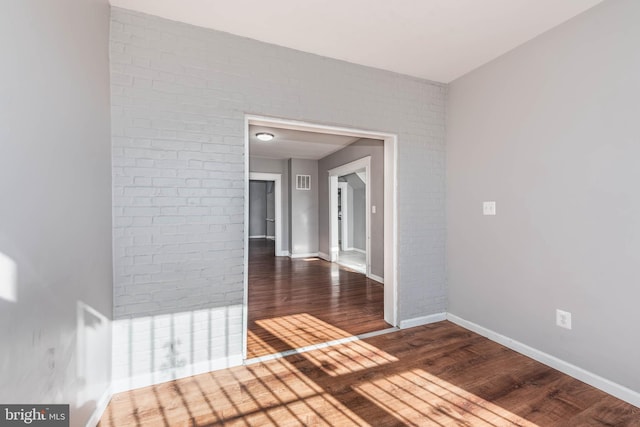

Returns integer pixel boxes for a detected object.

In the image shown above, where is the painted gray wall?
[249,157,289,252]
[352,186,366,251]
[110,7,445,387]
[319,139,385,278]
[249,181,267,237]
[347,186,355,249]
[447,0,640,394]
[0,0,112,424]
[289,159,319,255]
[266,183,275,238]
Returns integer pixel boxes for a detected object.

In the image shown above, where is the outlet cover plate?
[556,309,572,330]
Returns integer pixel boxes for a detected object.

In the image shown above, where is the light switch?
[483,201,496,216]
[372,205,376,214]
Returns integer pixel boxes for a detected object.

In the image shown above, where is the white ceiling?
[109,0,603,82]
[249,125,360,160]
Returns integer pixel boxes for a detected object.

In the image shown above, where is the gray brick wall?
[110,7,446,389]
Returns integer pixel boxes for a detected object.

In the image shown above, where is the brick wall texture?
[110,7,446,384]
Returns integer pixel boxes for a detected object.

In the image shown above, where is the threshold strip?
[244,327,400,366]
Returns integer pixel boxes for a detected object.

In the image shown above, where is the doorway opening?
[329,157,371,277]
[248,173,283,256]
[243,115,398,361]
[337,178,366,274]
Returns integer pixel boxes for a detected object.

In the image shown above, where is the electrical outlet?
[483,201,496,216]
[556,309,572,330]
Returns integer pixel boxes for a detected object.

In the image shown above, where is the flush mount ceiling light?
[255,132,274,142]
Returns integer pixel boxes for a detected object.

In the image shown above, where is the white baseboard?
[317,252,331,261]
[399,312,447,329]
[275,250,289,257]
[330,246,339,258]
[289,252,319,259]
[266,236,275,240]
[348,247,366,254]
[85,387,112,427]
[112,354,243,394]
[446,313,640,408]
[249,235,266,239]
[368,273,384,284]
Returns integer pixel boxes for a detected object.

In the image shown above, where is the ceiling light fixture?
[255,132,274,142]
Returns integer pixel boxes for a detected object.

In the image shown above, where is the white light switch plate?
[483,201,496,216]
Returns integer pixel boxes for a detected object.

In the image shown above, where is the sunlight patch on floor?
[256,313,353,349]
[353,368,539,427]
[303,339,398,377]
[246,330,278,358]
[106,357,368,426]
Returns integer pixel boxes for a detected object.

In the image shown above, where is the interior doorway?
[248,180,275,240]
[330,159,370,276]
[248,172,282,256]
[243,115,398,360]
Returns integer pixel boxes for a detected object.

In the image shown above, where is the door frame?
[328,157,371,277]
[243,114,398,359]
[248,173,282,256]
[337,182,349,251]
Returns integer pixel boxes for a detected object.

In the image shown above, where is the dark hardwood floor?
[247,238,390,359]
[99,321,640,426]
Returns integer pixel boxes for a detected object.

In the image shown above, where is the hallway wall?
[249,181,267,237]
[289,159,319,256]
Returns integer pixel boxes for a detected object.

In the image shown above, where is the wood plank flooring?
[247,239,389,359]
[99,321,640,426]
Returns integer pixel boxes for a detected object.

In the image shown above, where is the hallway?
[247,239,389,359]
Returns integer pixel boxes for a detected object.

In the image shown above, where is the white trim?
[85,387,112,427]
[399,312,447,329]
[112,355,243,394]
[328,157,371,177]
[329,175,339,262]
[348,247,366,254]
[249,235,266,239]
[266,235,275,240]
[336,260,366,275]
[384,134,398,327]
[330,245,340,261]
[338,181,349,251]
[243,116,250,360]
[446,313,640,408]
[249,116,395,139]
[329,156,371,277]
[277,250,290,257]
[317,252,331,261]
[368,273,384,284]
[243,114,399,360]
[289,252,320,259]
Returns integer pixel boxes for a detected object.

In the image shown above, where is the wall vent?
[296,174,311,190]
